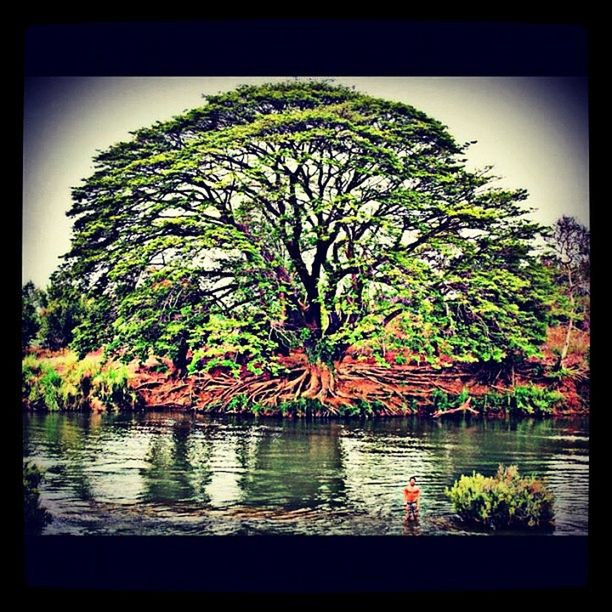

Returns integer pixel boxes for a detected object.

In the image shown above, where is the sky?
[23,76,589,288]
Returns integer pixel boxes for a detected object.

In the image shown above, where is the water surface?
[23,412,589,535]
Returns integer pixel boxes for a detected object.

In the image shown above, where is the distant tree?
[63,81,552,400]
[38,269,86,351]
[546,215,590,369]
[22,281,43,352]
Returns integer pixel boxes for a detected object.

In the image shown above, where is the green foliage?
[544,367,575,381]
[431,388,452,411]
[461,385,564,416]
[92,363,135,408]
[246,361,264,376]
[342,399,385,416]
[509,385,564,415]
[22,282,43,352]
[203,395,409,417]
[276,397,322,416]
[302,332,343,364]
[202,357,241,377]
[63,80,552,369]
[39,365,62,410]
[430,387,470,412]
[427,385,563,416]
[23,356,63,410]
[23,462,53,534]
[210,395,387,417]
[225,393,253,412]
[37,269,87,351]
[71,295,116,357]
[408,398,420,413]
[188,314,280,375]
[446,464,555,530]
[22,352,138,411]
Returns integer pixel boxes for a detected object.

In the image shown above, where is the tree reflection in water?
[23,412,589,535]
[237,420,348,511]
[140,416,212,505]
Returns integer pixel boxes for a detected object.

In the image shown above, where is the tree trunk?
[556,266,574,371]
[304,300,323,338]
[556,318,573,371]
[172,336,189,378]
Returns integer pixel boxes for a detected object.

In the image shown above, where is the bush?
[24,462,52,534]
[446,465,555,530]
[430,387,471,412]
[509,385,564,415]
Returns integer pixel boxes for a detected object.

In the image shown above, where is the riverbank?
[22,327,589,417]
[22,351,141,412]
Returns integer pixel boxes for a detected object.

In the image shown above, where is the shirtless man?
[403,476,420,521]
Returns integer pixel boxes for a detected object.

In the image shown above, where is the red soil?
[128,327,589,415]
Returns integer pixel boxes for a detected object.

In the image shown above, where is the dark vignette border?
[16,18,594,595]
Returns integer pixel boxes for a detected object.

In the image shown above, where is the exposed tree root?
[191,356,483,415]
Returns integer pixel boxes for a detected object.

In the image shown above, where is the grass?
[22,351,139,412]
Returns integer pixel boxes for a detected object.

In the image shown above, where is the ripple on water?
[23,412,589,536]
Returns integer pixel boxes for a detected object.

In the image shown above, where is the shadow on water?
[22,412,589,536]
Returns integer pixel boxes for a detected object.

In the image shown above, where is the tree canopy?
[64,81,551,375]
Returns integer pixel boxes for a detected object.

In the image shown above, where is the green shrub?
[227,393,252,412]
[430,387,470,412]
[202,357,241,377]
[408,398,419,413]
[446,464,555,530]
[91,362,136,408]
[431,388,451,411]
[509,385,564,415]
[23,462,52,534]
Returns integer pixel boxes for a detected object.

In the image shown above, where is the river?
[23,411,589,536]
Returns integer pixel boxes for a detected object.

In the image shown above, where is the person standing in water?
[404,476,420,521]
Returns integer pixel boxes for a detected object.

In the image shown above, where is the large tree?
[65,81,551,406]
